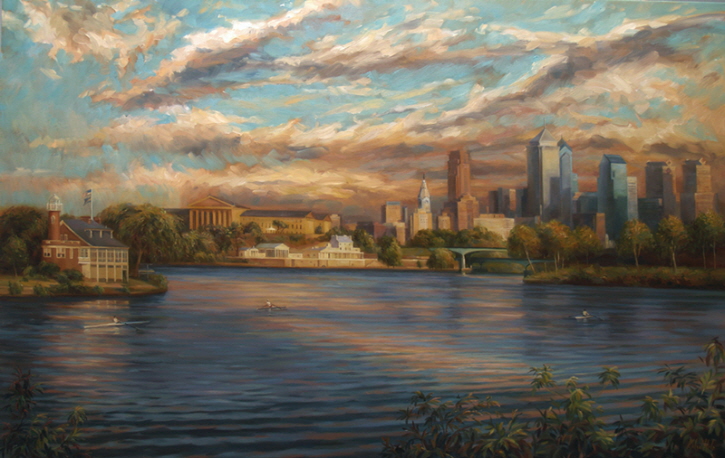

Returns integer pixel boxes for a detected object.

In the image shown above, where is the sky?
[1,0,724,221]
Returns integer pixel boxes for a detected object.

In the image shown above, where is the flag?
[84,189,92,205]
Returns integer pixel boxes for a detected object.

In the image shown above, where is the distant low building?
[308,235,365,265]
[42,194,129,282]
[255,243,290,258]
[182,195,336,237]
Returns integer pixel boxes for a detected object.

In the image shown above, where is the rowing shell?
[257,306,287,311]
[83,321,150,329]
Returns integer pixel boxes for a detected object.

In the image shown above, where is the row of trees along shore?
[5,338,725,457]
[0,204,508,277]
[507,212,725,273]
[1,203,723,278]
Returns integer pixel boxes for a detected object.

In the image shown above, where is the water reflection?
[1,267,724,457]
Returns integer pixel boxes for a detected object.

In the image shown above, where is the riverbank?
[524,266,725,290]
[0,274,167,299]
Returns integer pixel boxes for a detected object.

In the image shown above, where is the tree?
[272,220,288,234]
[426,248,455,270]
[2,237,29,277]
[656,215,688,273]
[352,228,377,253]
[179,230,218,262]
[617,220,654,268]
[1,368,89,458]
[382,338,725,458]
[377,236,402,267]
[243,221,263,236]
[410,229,436,248]
[102,204,182,276]
[537,221,572,271]
[0,206,48,268]
[507,225,541,273]
[469,226,505,248]
[572,225,603,265]
[689,211,725,269]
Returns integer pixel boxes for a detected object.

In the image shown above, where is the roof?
[558,138,572,150]
[242,209,315,218]
[602,154,627,164]
[332,235,353,243]
[63,220,128,248]
[256,243,290,249]
[529,127,557,145]
[187,195,248,209]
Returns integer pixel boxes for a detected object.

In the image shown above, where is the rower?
[582,310,590,317]
[113,316,119,323]
[265,300,273,309]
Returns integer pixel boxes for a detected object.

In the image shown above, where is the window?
[122,251,128,262]
[44,247,51,257]
[70,249,74,259]
[56,248,65,258]
[80,248,89,258]
[98,250,106,262]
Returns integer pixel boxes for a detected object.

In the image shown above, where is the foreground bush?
[382,338,725,458]
[1,369,89,458]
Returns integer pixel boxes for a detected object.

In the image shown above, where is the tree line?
[506,212,725,273]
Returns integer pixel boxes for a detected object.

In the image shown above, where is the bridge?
[445,248,548,274]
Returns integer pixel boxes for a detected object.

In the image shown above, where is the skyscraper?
[442,150,479,231]
[558,139,574,226]
[526,128,560,221]
[447,150,471,202]
[598,154,629,241]
[410,175,433,237]
[645,161,677,217]
[681,159,715,223]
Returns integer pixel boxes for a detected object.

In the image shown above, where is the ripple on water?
[1,268,724,457]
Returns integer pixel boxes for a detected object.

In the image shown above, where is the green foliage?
[527,266,725,289]
[271,220,288,234]
[320,226,352,242]
[656,216,688,273]
[426,248,455,270]
[352,228,377,253]
[1,368,89,458]
[146,273,168,289]
[618,220,654,268]
[101,203,182,275]
[2,237,29,277]
[242,222,263,237]
[62,269,84,283]
[537,220,572,271]
[34,262,61,280]
[7,281,23,296]
[0,206,48,270]
[688,211,725,269]
[50,270,91,295]
[179,230,218,262]
[0,369,90,458]
[507,224,541,272]
[32,284,49,297]
[571,225,603,265]
[383,338,725,458]
[92,285,104,295]
[378,236,403,267]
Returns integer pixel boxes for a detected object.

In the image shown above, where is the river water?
[1,267,724,457]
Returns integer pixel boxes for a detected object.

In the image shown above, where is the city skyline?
[1,0,724,220]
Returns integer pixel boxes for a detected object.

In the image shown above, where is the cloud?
[90,0,349,108]
[20,0,181,78]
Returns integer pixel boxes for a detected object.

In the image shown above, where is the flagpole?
[90,190,94,221]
